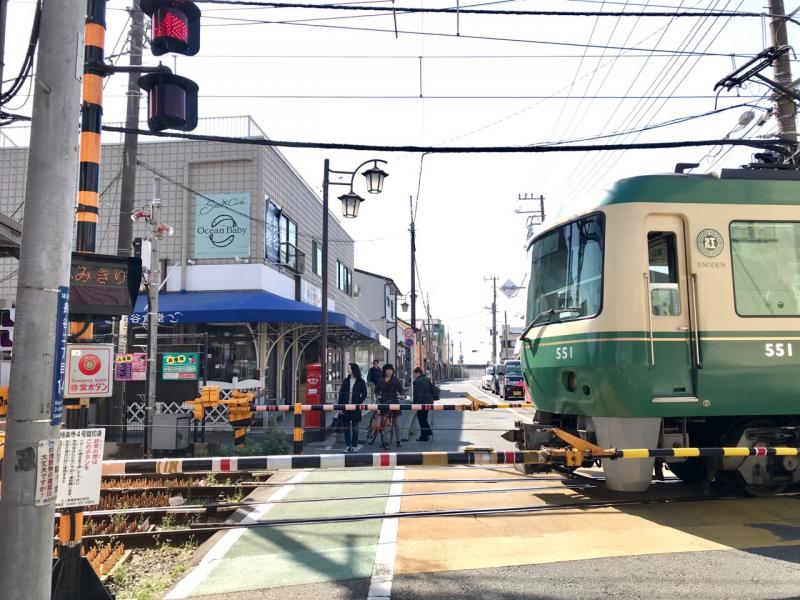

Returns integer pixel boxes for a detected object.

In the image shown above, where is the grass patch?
[108,541,197,600]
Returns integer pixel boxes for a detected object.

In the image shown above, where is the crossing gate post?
[293,402,304,454]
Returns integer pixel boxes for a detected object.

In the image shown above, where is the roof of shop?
[131,290,381,342]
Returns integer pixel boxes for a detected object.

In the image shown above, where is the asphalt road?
[169,380,800,600]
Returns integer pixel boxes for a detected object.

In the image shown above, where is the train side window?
[648,232,681,316]
[730,221,800,316]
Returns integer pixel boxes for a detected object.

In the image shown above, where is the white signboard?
[34,439,58,506]
[65,343,114,398]
[54,428,105,508]
[301,279,322,307]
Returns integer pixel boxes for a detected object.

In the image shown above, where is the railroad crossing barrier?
[254,401,532,412]
[258,400,532,454]
[101,445,800,476]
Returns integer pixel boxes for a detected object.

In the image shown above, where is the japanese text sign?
[65,344,113,398]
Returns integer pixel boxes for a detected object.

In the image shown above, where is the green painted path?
[167,469,394,598]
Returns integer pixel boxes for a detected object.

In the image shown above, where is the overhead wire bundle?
[0,0,43,125]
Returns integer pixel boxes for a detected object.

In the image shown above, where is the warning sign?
[35,439,58,506]
[65,344,114,398]
[54,428,105,509]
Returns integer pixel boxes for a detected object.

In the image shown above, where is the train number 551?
[765,342,794,358]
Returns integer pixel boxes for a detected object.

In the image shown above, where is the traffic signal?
[138,72,198,131]
[140,0,200,56]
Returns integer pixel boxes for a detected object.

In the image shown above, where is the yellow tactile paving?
[395,468,800,575]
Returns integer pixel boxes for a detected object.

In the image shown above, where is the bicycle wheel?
[366,412,380,445]
[380,414,395,449]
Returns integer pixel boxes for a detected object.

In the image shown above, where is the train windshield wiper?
[520,307,584,340]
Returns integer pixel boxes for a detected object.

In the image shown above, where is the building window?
[279,213,298,268]
[312,240,322,276]
[337,260,352,295]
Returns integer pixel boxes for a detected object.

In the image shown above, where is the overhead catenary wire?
[199,13,754,56]
[195,0,783,20]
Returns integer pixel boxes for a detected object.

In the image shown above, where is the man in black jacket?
[367,359,382,400]
[412,367,433,442]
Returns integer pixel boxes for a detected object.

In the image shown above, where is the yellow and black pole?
[293,402,304,454]
[75,0,105,255]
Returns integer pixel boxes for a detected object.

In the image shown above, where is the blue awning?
[131,290,381,342]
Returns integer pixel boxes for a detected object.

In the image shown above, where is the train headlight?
[564,371,578,392]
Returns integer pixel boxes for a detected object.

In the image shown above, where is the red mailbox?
[304,363,323,430]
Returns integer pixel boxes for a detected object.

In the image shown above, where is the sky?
[1,0,786,363]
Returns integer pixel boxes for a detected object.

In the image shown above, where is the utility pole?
[110,0,144,441]
[145,177,162,459]
[426,294,432,380]
[117,0,144,258]
[503,311,508,361]
[0,0,7,87]
[767,0,797,143]
[408,195,417,386]
[484,276,498,364]
[0,1,85,598]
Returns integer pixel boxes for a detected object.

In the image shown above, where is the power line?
[196,0,779,19]
[102,93,771,100]
[103,125,790,153]
[564,0,743,199]
[555,0,736,200]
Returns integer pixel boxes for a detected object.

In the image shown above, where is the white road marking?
[367,467,405,600]
[165,470,309,599]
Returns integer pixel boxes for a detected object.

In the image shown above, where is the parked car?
[498,360,525,400]
[481,366,495,390]
[491,362,502,394]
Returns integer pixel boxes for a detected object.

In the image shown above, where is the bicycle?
[366,410,396,450]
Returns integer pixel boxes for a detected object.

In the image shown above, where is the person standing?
[337,362,368,453]
[367,359,382,400]
[373,363,406,448]
[412,367,434,441]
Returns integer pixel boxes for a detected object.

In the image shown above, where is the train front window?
[730,221,800,316]
[528,213,604,324]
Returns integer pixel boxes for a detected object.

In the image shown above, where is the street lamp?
[339,191,364,219]
[320,158,388,396]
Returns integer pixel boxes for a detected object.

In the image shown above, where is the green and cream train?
[518,167,800,494]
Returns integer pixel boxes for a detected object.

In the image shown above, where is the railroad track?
[68,474,796,549]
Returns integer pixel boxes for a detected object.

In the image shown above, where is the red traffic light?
[141,0,200,56]
[138,72,198,132]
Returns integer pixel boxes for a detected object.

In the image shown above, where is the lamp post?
[132,177,175,458]
[320,159,388,399]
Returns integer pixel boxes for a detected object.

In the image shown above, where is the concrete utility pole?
[485,276,498,364]
[503,311,508,360]
[408,195,417,385]
[145,178,162,459]
[0,1,85,598]
[768,0,798,142]
[110,0,144,441]
[0,0,7,87]
[117,0,144,258]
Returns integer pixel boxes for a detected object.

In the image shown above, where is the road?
[164,381,800,600]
